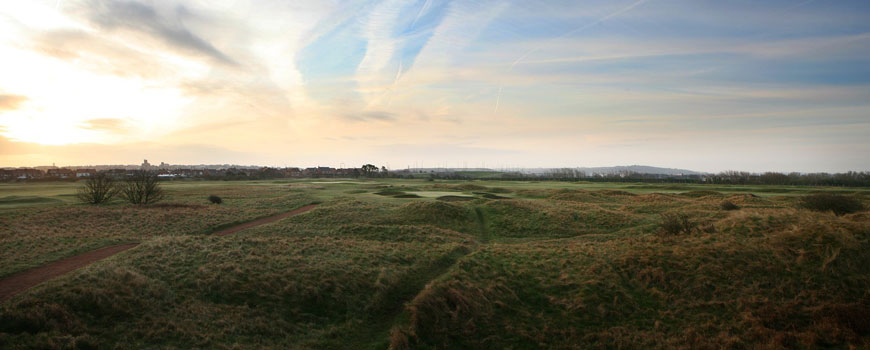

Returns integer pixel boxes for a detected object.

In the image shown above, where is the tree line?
[503,170,870,187]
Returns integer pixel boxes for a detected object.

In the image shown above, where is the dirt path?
[212,204,317,236]
[346,246,477,349]
[0,243,139,302]
[0,205,317,302]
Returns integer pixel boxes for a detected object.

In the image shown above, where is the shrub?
[720,200,740,211]
[120,172,164,205]
[799,194,864,216]
[659,213,696,236]
[208,195,223,204]
[76,172,118,205]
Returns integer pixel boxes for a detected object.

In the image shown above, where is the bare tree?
[76,172,118,204]
[120,171,164,205]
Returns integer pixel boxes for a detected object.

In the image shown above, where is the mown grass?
[1,179,868,349]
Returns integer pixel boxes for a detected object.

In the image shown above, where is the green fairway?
[1,179,868,349]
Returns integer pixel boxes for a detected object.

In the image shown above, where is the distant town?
[0,159,365,181]
[1,160,869,187]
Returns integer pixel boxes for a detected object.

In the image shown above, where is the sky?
[0,0,868,173]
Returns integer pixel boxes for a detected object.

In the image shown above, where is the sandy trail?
[0,243,139,302]
[212,204,317,236]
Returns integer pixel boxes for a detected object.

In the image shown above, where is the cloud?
[77,0,237,66]
[79,118,129,133]
[342,111,396,122]
[31,29,171,79]
[0,94,27,112]
[0,134,261,167]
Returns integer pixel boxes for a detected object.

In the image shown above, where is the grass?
[1,179,868,349]
[0,183,317,278]
[391,208,870,349]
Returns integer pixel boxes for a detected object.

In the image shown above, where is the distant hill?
[573,165,703,176]
[405,165,703,176]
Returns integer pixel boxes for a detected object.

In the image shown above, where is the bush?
[720,200,740,211]
[120,172,164,205]
[208,195,223,204]
[76,173,118,205]
[800,194,864,216]
[659,213,696,236]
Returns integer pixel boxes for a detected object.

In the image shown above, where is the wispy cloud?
[75,0,238,66]
[79,118,129,133]
[342,111,396,122]
[0,94,27,112]
[30,29,172,78]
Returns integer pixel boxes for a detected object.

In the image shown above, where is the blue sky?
[0,0,868,172]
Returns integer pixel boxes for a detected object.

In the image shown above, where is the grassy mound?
[436,195,474,202]
[264,223,475,244]
[723,194,774,207]
[374,188,407,196]
[596,189,637,197]
[0,196,63,207]
[391,201,476,234]
[427,183,491,192]
[390,210,870,349]
[482,199,645,239]
[547,189,603,203]
[679,190,723,198]
[473,192,509,199]
[799,194,864,216]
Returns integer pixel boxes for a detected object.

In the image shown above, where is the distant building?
[47,168,75,179]
[76,169,96,177]
[283,167,302,177]
[141,159,153,169]
[12,168,44,179]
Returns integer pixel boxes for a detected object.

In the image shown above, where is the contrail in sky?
[494,0,650,113]
[379,0,429,107]
[410,0,432,30]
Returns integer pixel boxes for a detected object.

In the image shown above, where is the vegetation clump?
[799,194,864,216]
[658,213,697,236]
[76,173,118,205]
[720,200,740,211]
[120,172,164,205]
[208,195,223,204]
